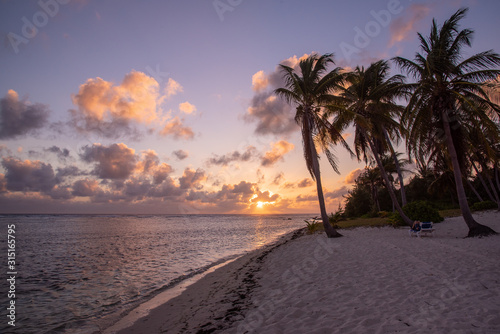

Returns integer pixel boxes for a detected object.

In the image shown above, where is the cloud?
[252,70,269,91]
[207,146,258,166]
[179,101,196,114]
[136,150,161,174]
[256,169,265,184]
[245,55,311,136]
[55,165,86,182]
[1,157,57,193]
[389,4,431,47]
[296,194,317,202]
[45,146,71,161]
[185,180,260,212]
[250,190,279,203]
[152,163,174,185]
[0,174,6,193]
[69,70,163,137]
[0,90,50,139]
[173,150,189,160]
[345,168,363,184]
[72,178,100,197]
[179,168,207,189]
[325,186,348,199]
[160,116,195,140]
[261,140,294,167]
[79,143,137,179]
[272,172,284,185]
[297,178,314,188]
[165,78,183,98]
[245,92,298,136]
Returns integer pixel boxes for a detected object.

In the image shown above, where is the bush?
[471,200,498,211]
[392,201,444,226]
[305,220,321,234]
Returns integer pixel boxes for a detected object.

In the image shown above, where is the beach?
[113,210,500,334]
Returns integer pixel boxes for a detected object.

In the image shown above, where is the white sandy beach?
[114,211,500,334]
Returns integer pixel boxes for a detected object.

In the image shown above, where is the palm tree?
[329,60,415,226]
[275,53,349,238]
[393,8,500,237]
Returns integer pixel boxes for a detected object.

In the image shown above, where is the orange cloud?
[389,4,431,47]
[72,70,161,124]
[252,70,269,91]
[251,190,279,202]
[165,78,183,98]
[160,116,194,140]
[72,178,100,197]
[179,101,196,114]
[298,178,314,188]
[345,168,363,184]
[261,140,294,167]
[179,168,207,189]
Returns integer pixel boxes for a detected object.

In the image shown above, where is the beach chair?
[409,222,435,237]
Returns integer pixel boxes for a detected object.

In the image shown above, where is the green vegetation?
[306,207,464,234]
[278,8,499,237]
[471,201,498,212]
[391,201,444,226]
[305,220,322,234]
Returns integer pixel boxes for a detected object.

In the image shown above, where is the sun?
[256,201,264,208]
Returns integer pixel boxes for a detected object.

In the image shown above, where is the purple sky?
[1,0,499,214]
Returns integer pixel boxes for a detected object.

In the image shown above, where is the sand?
[112,211,500,334]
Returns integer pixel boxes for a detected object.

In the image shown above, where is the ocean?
[0,214,309,333]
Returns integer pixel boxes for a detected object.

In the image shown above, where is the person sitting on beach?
[411,220,421,232]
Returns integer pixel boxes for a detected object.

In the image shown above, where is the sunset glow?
[1,1,499,214]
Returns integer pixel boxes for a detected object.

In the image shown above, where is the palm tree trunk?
[466,178,484,202]
[486,175,500,208]
[370,182,381,212]
[306,115,342,238]
[495,165,500,193]
[382,127,407,206]
[367,137,413,226]
[479,162,500,208]
[441,110,497,237]
[472,163,496,203]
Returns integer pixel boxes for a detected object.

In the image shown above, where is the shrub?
[392,201,444,226]
[471,200,498,211]
[305,220,321,234]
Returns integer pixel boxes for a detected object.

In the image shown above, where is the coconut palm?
[329,60,414,226]
[393,8,500,236]
[275,53,349,238]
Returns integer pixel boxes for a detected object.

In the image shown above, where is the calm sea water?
[0,214,308,333]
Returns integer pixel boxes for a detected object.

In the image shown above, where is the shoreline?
[110,211,500,333]
[104,228,307,334]
[101,256,242,334]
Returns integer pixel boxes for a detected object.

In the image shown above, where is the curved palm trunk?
[472,163,496,203]
[382,127,407,206]
[442,110,497,237]
[495,165,500,193]
[371,182,381,212]
[479,162,500,208]
[367,136,413,226]
[305,114,342,238]
[466,178,484,202]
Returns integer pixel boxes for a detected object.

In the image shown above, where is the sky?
[0,0,499,214]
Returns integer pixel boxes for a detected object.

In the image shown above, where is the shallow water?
[0,214,307,333]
